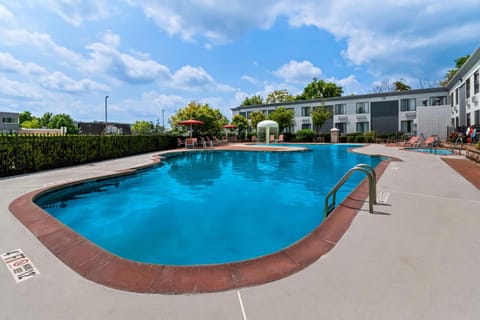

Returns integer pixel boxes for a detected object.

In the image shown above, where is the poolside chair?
[200,136,212,148]
[399,136,420,147]
[177,138,185,148]
[278,134,284,143]
[269,134,276,143]
[251,135,257,142]
[185,138,197,149]
[420,135,439,147]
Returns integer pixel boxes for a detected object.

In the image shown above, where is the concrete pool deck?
[1,144,480,319]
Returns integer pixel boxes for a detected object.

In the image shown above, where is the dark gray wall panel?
[371,100,399,135]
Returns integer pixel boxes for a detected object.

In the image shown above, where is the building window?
[239,112,247,118]
[401,120,414,133]
[301,107,311,117]
[474,70,479,94]
[400,98,416,112]
[466,77,471,98]
[356,122,369,133]
[467,113,471,126]
[335,122,346,134]
[301,123,311,130]
[455,88,459,105]
[450,93,454,106]
[356,102,369,114]
[429,96,447,106]
[475,110,480,125]
[334,104,346,115]
[2,117,19,124]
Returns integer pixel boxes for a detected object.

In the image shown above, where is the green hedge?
[0,134,177,177]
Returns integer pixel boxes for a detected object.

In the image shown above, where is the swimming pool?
[35,144,382,266]
[404,148,454,155]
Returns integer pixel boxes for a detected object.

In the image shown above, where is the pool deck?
[1,144,480,319]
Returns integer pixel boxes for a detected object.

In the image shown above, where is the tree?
[297,78,343,100]
[241,95,263,106]
[21,118,41,128]
[170,101,228,136]
[19,111,34,125]
[249,111,266,132]
[440,54,470,86]
[131,121,154,135]
[231,114,248,137]
[40,112,53,128]
[47,113,79,134]
[266,89,294,104]
[394,80,411,91]
[311,105,333,134]
[268,107,294,133]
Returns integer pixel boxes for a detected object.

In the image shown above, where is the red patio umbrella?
[223,124,237,129]
[177,119,205,136]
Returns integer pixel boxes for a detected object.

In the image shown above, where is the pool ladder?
[452,137,463,155]
[324,164,377,218]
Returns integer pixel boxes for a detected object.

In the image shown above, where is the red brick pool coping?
[8,145,390,294]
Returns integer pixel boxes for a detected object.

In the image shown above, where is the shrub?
[0,134,177,177]
[295,129,316,142]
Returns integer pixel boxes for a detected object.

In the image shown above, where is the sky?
[0,1,479,126]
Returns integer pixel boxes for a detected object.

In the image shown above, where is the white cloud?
[241,75,261,85]
[273,60,322,83]
[84,41,171,84]
[0,52,48,75]
[127,0,282,44]
[0,76,44,99]
[35,0,110,26]
[0,29,85,67]
[40,71,110,93]
[171,65,235,92]
[0,3,15,24]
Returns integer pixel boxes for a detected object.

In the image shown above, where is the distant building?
[77,122,132,135]
[0,112,20,134]
[232,46,480,140]
[19,128,66,135]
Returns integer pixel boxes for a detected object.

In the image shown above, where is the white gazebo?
[257,120,279,144]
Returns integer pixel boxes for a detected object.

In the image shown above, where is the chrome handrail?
[324,164,376,218]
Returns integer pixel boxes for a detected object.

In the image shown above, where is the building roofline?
[446,46,480,89]
[231,87,448,111]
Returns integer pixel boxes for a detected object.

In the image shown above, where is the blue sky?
[1,1,479,125]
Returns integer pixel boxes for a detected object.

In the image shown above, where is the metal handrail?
[324,164,377,218]
[453,137,463,155]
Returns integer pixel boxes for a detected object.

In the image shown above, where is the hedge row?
[0,134,177,177]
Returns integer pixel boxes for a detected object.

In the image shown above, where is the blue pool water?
[405,148,454,155]
[35,144,382,265]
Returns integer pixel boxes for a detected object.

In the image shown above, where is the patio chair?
[278,134,284,143]
[251,136,257,142]
[177,138,185,148]
[185,138,197,149]
[420,135,439,147]
[399,136,420,147]
[269,134,276,143]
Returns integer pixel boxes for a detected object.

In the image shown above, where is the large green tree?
[231,114,248,137]
[131,120,154,135]
[170,101,228,136]
[19,111,34,125]
[311,105,333,133]
[249,111,266,132]
[21,118,41,128]
[241,95,263,106]
[297,78,343,100]
[268,106,294,133]
[265,89,295,104]
[47,113,79,134]
[441,55,470,86]
[40,112,53,128]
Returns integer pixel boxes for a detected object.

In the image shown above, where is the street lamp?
[161,109,165,130]
[104,95,109,134]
